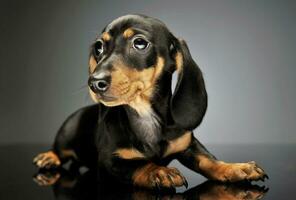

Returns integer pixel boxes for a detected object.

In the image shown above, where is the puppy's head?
[88,14,207,129]
[88,15,170,107]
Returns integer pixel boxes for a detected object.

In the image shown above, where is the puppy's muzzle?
[88,71,111,93]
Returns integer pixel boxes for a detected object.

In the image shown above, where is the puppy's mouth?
[96,93,118,102]
[89,81,148,108]
[105,81,144,102]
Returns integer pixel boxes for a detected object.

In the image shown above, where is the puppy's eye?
[132,37,150,50]
[94,40,104,56]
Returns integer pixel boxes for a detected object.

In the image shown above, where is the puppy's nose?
[88,71,111,93]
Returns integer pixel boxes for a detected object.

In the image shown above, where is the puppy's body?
[34,14,268,188]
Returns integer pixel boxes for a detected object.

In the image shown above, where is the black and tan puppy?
[33,14,268,189]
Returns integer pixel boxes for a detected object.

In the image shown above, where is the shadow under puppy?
[33,14,268,189]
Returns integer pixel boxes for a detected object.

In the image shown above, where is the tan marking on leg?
[113,148,145,160]
[123,28,134,38]
[132,163,187,188]
[163,131,192,157]
[102,32,111,41]
[61,149,78,160]
[89,55,97,73]
[197,155,267,182]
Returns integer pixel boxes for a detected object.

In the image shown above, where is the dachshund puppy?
[33,14,268,189]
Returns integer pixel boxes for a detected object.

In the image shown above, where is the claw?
[183,178,188,189]
[180,175,188,189]
[167,174,174,183]
[263,174,269,180]
[259,177,265,182]
[155,177,161,190]
[167,174,175,185]
[257,193,264,200]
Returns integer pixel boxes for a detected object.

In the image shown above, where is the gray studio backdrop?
[0,0,295,144]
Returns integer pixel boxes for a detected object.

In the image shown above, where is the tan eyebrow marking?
[102,32,111,41]
[123,28,135,39]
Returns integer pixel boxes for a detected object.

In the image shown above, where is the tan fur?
[198,155,240,181]
[92,56,165,116]
[113,148,145,160]
[123,28,135,38]
[34,151,61,167]
[132,163,157,187]
[89,88,99,103]
[89,55,97,73]
[132,163,186,188]
[175,51,183,73]
[197,155,265,182]
[61,149,78,160]
[163,131,192,157]
[128,96,152,116]
[102,32,111,41]
[197,154,237,181]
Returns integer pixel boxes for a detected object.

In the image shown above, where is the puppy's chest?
[110,108,192,159]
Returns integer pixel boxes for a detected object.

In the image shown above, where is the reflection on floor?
[1,144,295,200]
[33,166,268,200]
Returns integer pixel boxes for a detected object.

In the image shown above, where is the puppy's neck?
[125,97,162,150]
[128,95,152,117]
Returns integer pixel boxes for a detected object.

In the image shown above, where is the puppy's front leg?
[177,137,268,182]
[109,149,188,189]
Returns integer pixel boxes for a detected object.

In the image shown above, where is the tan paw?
[211,161,268,182]
[133,163,188,189]
[33,151,61,169]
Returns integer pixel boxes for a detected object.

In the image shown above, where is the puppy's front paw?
[133,164,188,189]
[209,161,268,182]
[33,151,61,169]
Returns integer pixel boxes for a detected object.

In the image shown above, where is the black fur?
[170,39,207,130]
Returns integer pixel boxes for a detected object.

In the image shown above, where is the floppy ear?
[170,38,207,130]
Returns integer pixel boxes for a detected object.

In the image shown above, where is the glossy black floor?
[0,144,295,200]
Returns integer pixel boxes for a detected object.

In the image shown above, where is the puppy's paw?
[133,164,188,189]
[33,151,61,169]
[211,161,268,182]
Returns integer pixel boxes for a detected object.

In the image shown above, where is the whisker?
[83,92,93,105]
[71,85,88,95]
